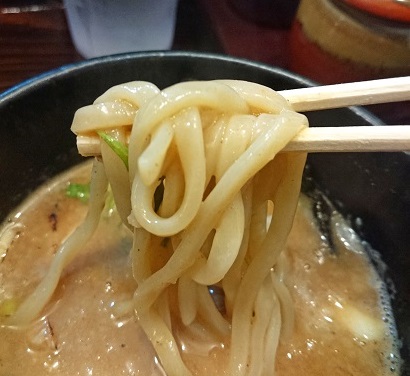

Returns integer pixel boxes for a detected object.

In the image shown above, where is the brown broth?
[0,163,401,375]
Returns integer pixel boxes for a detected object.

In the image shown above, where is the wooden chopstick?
[280,76,410,112]
[283,125,410,152]
[76,125,410,156]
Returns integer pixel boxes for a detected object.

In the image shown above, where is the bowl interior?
[0,51,409,371]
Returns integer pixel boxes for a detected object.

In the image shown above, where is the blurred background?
[0,0,409,123]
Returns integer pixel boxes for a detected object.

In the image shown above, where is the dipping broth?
[0,162,401,375]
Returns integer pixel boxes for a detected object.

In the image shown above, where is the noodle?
[6,159,108,325]
[5,80,308,375]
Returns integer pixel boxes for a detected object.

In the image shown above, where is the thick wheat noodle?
[6,159,108,325]
[100,139,131,227]
[228,153,306,375]
[196,284,230,337]
[137,308,192,376]
[132,228,152,284]
[131,107,206,237]
[159,155,185,218]
[178,274,198,326]
[190,192,245,285]
[156,288,172,331]
[263,289,282,373]
[7,80,308,376]
[249,279,276,375]
[222,181,254,318]
[271,270,295,342]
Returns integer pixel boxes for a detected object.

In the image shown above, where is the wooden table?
[0,0,81,92]
[0,0,224,93]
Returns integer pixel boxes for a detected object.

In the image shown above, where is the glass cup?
[64,0,179,59]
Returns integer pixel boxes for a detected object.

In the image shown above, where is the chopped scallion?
[66,183,90,202]
[0,298,18,317]
[97,131,129,169]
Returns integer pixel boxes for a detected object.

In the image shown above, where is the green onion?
[66,183,90,202]
[97,131,129,169]
[0,298,18,317]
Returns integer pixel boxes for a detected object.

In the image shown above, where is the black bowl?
[0,51,409,373]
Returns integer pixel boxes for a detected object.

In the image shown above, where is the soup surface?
[0,163,400,375]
